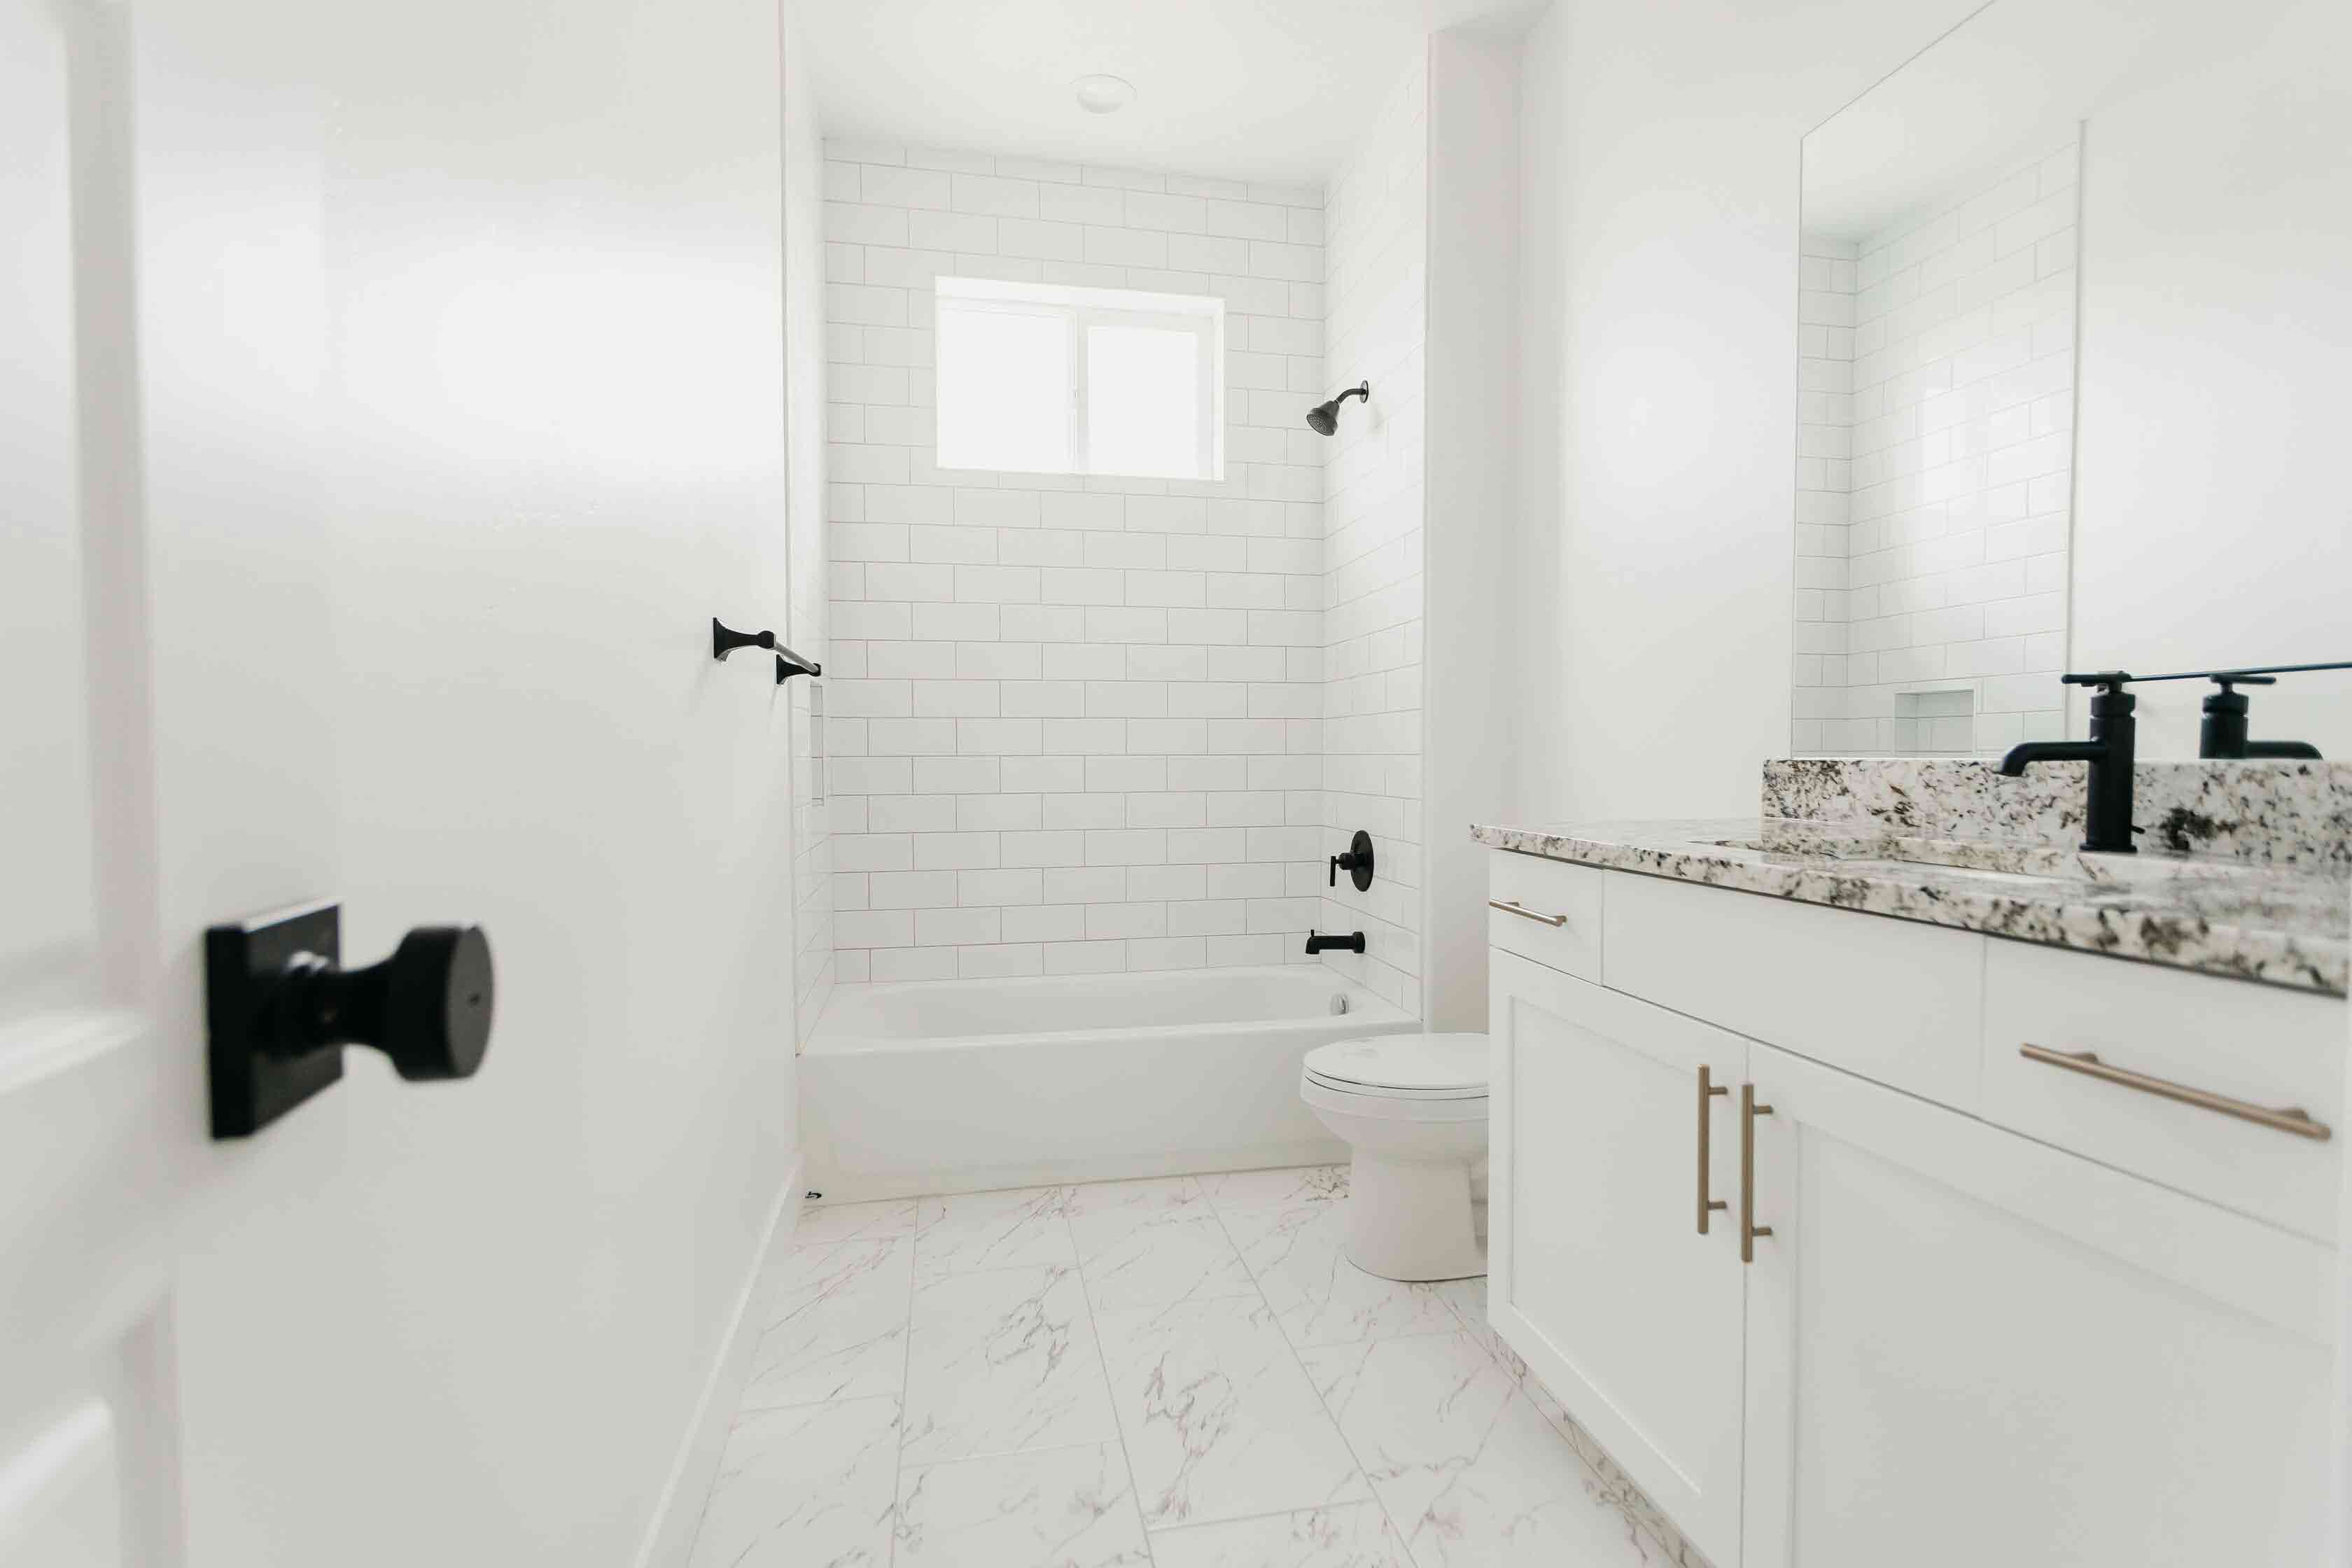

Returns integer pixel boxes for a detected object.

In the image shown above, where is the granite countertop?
[1471,816,2351,996]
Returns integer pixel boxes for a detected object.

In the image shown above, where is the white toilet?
[1299,1033,1489,1282]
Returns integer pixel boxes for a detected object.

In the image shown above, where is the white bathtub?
[799,966,1416,1200]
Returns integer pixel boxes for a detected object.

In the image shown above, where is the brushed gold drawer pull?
[2020,1045,2332,1142]
[1696,1066,1728,1234]
[1488,898,1567,927]
[1741,1083,1773,1264]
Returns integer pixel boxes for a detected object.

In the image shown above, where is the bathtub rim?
[804,964,1411,1056]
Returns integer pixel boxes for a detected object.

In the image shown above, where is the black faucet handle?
[2061,669,2136,692]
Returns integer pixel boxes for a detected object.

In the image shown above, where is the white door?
[0,3,169,1553]
[1741,1040,2334,1567]
[1488,952,1749,1567]
[2,0,340,1556]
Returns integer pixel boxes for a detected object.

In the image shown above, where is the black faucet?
[2200,676,2323,760]
[1304,931,1365,955]
[1997,671,2139,853]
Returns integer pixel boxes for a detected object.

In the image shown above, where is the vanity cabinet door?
[1489,952,1750,1567]
[1740,1040,2332,1568]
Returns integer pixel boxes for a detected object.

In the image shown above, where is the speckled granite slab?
[1470,816,2349,995]
[1763,757,2352,868]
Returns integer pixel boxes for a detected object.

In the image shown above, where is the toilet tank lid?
[1303,1032,1490,1093]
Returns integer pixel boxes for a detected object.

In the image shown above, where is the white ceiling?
[797,0,1545,186]
[1802,0,2217,241]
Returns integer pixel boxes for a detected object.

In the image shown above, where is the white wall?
[818,141,1330,981]
[1315,56,1429,1014]
[170,0,816,1560]
[1515,0,1982,820]
[2069,0,2352,757]
[1421,31,1520,1030]
[786,15,836,1042]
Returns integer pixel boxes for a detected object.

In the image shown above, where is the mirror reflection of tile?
[1796,138,2080,759]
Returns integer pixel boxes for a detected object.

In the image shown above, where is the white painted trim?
[631,1156,804,1568]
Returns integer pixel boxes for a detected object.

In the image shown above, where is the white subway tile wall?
[1315,57,1427,1016]
[821,141,1330,982]
[1793,139,2079,756]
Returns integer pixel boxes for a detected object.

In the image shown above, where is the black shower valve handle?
[1328,830,1376,892]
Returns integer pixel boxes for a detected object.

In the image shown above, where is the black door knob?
[209,902,498,1136]
[276,927,496,1080]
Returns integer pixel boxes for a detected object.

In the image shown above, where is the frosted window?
[933,279,1222,480]
[935,303,1073,474]
[1086,324,1203,480]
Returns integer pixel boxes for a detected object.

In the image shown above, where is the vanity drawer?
[1486,852,1603,981]
[1982,941,2345,1242]
[1603,869,1985,1110]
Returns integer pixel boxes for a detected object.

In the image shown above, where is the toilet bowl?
[1299,1033,1489,1282]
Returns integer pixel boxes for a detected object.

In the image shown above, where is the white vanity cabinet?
[1489,951,1749,1561]
[1739,1040,2332,1568]
[1485,850,2344,1568]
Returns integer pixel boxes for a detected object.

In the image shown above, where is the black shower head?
[1306,382,1370,435]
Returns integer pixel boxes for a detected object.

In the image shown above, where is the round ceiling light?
[1072,74,1135,115]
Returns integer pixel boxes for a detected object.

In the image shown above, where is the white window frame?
[934,276,1224,482]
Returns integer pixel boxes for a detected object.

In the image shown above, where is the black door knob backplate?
[207,901,496,1138]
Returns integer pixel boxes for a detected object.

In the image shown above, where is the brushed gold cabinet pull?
[2020,1044,2332,1141]
[1488,898,1568,927]
[1740,1083,1774,1264]
[1697,1066,1729,1234]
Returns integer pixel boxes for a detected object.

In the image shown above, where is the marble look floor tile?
[1068,1175,1216,1235]
[738,1238,912,1412]
[1301,1334,1662,1568]
[686,1396,897,1568]
[1096,1293,1368,1530]
[914,1184,1077,1280]
[895,1442,1150,1568]
[1198,1164,1348,1212]
[1432,1276,1495,1352]
[902,1263,1119,1465]
[1149,1502,1413,1568]
[1429,1275,1705,1564]
[792,1198,920,1247]
[1221,1199,1462,1348]
[1079,1214,1258,1313]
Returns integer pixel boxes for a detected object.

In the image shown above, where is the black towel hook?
[712,617,775,662]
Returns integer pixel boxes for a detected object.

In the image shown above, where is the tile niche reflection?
[1794,137,2080,757]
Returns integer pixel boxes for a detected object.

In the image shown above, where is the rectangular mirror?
[1791,0,2351,760]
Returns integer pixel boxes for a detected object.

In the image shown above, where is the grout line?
[1064,1182,1159,1567]
[886,1199,920,1568]
[1196,1166,1420,1564]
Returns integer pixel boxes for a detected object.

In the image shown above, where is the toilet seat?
[1301,1072,1488,1123]
[1301,1033,1489,1100]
